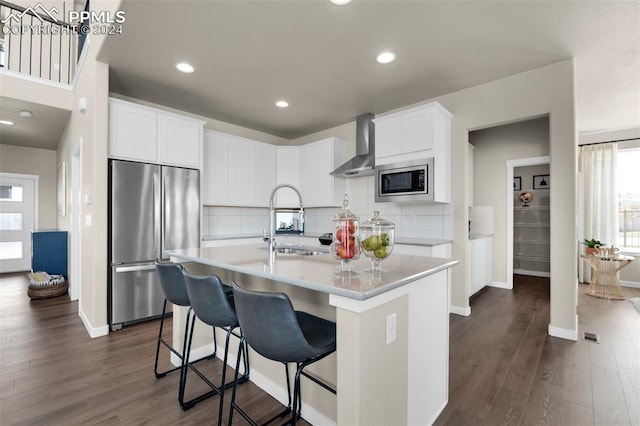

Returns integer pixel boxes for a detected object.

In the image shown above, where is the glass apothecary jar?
[360,210,395,274]
[330,195,360,275]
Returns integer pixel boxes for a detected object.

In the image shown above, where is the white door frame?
[70,141,82,302]
[506,156,550,289]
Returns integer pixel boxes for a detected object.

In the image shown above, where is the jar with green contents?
[360,210,395,274]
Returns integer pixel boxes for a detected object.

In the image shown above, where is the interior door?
[0,174,36,273]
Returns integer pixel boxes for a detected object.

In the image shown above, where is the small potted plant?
[582,239,604,255]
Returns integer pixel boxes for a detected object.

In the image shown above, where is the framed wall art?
[513,176,522,191]
[533,174,550,190]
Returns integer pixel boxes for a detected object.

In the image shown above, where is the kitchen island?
[169,244,458,425]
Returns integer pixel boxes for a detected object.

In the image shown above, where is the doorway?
[0,173,39,273]
[506,156,550,288]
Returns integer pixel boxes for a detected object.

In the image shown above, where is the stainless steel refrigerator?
[108,159,200,331]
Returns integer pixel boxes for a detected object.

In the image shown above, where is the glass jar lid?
[361,210,394,230]
[333,194,359,222]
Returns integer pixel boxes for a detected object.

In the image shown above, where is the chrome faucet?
[268,184,304,251]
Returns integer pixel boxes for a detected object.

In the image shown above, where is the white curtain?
[578,142,618,282]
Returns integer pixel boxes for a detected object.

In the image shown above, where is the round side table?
[580,254,634,300]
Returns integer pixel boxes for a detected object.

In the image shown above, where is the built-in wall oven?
[375,158,434,203]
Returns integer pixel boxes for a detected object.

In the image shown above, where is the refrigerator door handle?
[161,172,168,258]
[153,171,160,258]
[115,264,157,273]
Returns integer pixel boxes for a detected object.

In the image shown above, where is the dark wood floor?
[1,273,638,425]
[436,275,640,426]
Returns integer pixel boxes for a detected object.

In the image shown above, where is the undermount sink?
[260,245,328,256]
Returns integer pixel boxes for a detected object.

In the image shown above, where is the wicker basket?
[28,281,68,299]
[27,272,68,299]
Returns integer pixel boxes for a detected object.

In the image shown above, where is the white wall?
[0,144,57,229]
[431,60,577,337]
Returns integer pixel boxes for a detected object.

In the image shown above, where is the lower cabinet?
[392,243,452,258]
[32,230,68,277]
[469,236,493,296]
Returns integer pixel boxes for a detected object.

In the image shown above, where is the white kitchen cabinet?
[157,113,202,168]
[299,137,345,207]
[469,236,493,296]
[374,102,452,203]
[202,130,230,205]
[203,131,276,207]
[229,137,256,206]
[254,142,277,206]
[109,98,204,168]
[109,99,157,162]
[392,243,452,258]
[275,146,301,207]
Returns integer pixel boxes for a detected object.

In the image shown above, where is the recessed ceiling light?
[331,0,351,5]
[176,62,194,73]
[376,51,396,64]
[276,100,289,108]
[19,110,33,118]
[0,120,14,126]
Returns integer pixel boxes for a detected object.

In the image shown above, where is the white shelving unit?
[513,199,550,277]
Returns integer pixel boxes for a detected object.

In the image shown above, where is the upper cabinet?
[374,102,452,164]
[202,131,230,205]
[109,98,204,169]
[275,146,301,207]
[203,132,345,208]
[202,130,276,207]
[299,137,345,208]
[374,101,452,203]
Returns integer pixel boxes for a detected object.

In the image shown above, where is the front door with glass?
[0,174,37,273]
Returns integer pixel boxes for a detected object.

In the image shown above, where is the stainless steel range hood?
[330,113,375,177]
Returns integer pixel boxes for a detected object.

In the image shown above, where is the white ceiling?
[97,0,639,140]
[1,1,638,150]
[0,97,71,150]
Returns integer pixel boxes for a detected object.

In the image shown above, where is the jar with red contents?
[330,194,360,275]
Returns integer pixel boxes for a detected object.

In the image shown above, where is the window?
[617,146,640,248]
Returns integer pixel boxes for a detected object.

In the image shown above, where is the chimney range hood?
[330,113,375,178]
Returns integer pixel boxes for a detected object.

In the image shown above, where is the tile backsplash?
[202,176,453,240]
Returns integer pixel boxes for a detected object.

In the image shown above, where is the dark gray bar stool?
[154,261,218,410]
[182,271,250,425]
[229,281,336,426]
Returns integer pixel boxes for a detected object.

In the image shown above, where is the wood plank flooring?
[436,274,640,426]
[1,272,639,425]
[0,272,310,426]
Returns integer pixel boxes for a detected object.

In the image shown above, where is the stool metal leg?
[155,300,195,378]
[180,322,251,414]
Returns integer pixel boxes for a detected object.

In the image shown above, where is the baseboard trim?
[450,305,471,316]
[514,269,551,278]
[487,281,510,289]
[621,280,640,289]
[79,308,109,338]
[548,316,578,341]
[173,342,336,426]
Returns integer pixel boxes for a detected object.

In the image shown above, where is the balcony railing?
[0,0,88,84]
[619,209,640,248]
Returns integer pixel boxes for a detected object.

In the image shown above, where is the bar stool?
[154,261,217,410]
[182,271,250,424]
[229,281,336,426]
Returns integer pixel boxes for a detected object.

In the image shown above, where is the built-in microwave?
[375,158,434,203]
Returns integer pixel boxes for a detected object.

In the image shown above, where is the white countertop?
[202,233,452,247]
[168,244,458,301]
